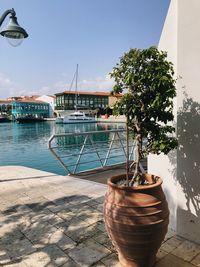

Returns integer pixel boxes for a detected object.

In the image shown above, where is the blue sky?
[0,0,170,99]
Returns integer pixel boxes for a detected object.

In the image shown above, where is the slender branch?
[130,133,141,186]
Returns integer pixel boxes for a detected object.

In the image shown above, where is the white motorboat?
[55,116,64,124]
[55,65,96,124]
[63,111,96,124]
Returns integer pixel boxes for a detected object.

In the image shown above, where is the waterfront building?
[12,99,49,120]
[0,100,12,114]
[55,91,110,111]
[35,95,55,117]
[55,90,122,115]
[7,95,40,101]
[108,94,122,108]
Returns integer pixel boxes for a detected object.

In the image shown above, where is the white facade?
[36,95,55,117]
[148,0,200,243]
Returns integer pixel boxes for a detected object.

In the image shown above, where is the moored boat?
[55,116,64,124]
[15,116,45,123]
[0,114,10,122]
[55,65,96,124]
[62,111,96,124]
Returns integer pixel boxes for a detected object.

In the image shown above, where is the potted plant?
[104,47,178,267]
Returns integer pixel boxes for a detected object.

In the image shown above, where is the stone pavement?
[0,166,200,267]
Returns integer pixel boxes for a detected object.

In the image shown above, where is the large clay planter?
[104,174,169,267]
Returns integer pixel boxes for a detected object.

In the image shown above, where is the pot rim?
[107,173,163,191]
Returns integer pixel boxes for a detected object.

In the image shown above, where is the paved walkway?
[0,166,200,267]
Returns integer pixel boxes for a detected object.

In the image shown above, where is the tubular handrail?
[48,129,134,175]
[48,129,124,141]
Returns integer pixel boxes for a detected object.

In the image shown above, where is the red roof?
[56,91,111,96]
[0,100,12,103]
[31,95,41,98]
[15,99,46,104]
[48,95,56,98]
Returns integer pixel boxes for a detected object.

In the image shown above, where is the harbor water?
[0,121,125,175]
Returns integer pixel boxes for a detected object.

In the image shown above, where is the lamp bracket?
[0,8,16,27]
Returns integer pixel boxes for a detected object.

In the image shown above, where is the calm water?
[0,121,125,175]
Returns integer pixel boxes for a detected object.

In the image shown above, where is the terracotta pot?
[104,174,169,267]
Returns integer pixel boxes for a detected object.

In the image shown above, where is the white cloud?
[0,73,21,99]
[78,75,114,92]
[45,75,114,94]
[39,86,53,95]
[0,73,114,99]
[0,73,12,87]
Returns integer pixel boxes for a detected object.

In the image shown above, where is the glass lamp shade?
[0,15,28,46]
[6,36,24,47]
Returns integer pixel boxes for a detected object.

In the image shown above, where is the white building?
[36,95,55,117]
[148,0,200,243]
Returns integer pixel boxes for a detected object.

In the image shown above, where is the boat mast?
[75,64,78,111]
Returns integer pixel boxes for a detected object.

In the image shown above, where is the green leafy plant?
[111,47,178,186]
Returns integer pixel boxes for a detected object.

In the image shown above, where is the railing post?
[48,129,135,175]
[74,135,88,173]
[103,132,116,167]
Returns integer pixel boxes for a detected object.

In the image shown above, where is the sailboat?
[56,65,96,124]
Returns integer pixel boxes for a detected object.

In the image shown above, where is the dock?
[0,166,199,267]
[96,115,126,123]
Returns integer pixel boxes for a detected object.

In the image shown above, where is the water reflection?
[0,121,125,175]
[52,123,126,174]
[55,122,124,134]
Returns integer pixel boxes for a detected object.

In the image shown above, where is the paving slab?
[68,239,111,266]
[171,240,200,262]
[101,253,122,267]
[0,166,200,267]
[191,252,200,266]
[23,245,70,267]
[161,235,185,253]
[154,254,196,267]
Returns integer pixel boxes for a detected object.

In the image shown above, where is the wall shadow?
[0,194,112,267]
[176,93,200,242]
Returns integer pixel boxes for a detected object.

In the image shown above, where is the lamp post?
[0,8,28,46]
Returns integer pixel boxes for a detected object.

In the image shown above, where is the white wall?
[36,95,55,117]
[148,0,200,243]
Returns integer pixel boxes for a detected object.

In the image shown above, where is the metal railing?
[48,129,136,175]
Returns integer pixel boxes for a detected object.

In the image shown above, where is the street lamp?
[0,8,28,47]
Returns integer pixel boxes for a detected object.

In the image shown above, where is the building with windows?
[35,95,55,117]
[12,100,49,120]
[0,100,12,114]
[55,91,110,111]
